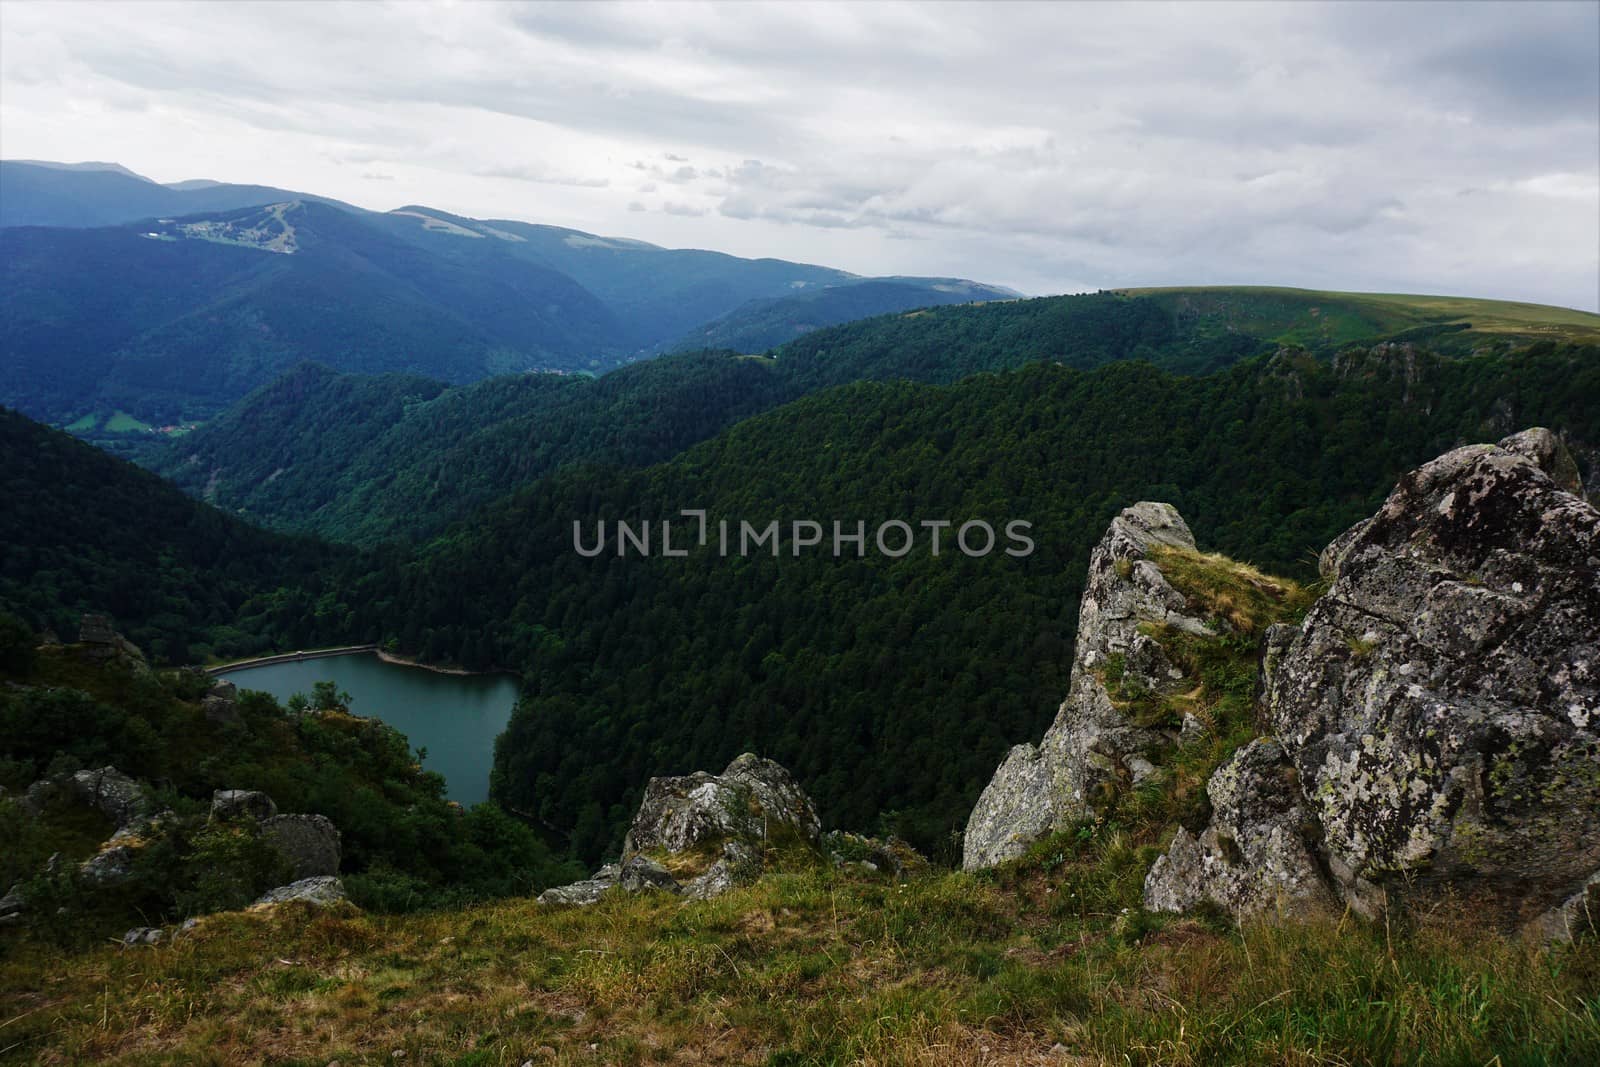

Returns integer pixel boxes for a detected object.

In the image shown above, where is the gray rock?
[261,814,341,879]
[618,855,681,894]
[1525,870,1599,943]
[1150,430,1600,930]
[822,830,929,879]
[253,876,347,907]
[0,883,23,925]
[75,615,150,673]
[1144,739,1334,919]
[203,680,241,726]
[537,865,619,907]
[623,752,821,858]
[121,926,164,946]
[24,766,149,830]
[80,845,137,885]
[211,789,278,823]
[1265,431,1600,925]
[964,503,1211,870]
[541,754,822,905]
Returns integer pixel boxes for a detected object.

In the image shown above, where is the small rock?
[254,876,348,907]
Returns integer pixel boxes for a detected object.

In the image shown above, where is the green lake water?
[219,652,518,805]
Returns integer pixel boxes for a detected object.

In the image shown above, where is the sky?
[2,0,1597,310]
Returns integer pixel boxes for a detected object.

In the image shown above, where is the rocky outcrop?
[1147,430,1600,931]
[964,503,1212,870]
[261,814,341,880]
[75,614,150,674]
[211,789,278,823]
[539,754,821,906]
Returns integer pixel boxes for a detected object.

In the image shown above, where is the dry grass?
[3,859,1595,1066]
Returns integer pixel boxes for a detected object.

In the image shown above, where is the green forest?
[5,327,1598,871]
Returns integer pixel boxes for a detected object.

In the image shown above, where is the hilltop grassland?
[1118,285,1600,349]
[3,851,1596,1066]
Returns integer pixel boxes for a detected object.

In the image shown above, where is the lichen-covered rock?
[253,876,347,907]
[75,614,150,674]
[623,753,821,858]
[964,503,1212,870]
[618,855,681,894]
[211,789,278,823]
[541,754,821,906]
[23,766,149,830]
[80,845,137,885]
[1144,739,1334,919]
[261,814,341,879]
[537,865,619,907]
[1155,430,1600,928]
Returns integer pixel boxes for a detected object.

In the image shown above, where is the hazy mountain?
[1,199,627,422]
[0,159,357,228]
[669,277,1021,353]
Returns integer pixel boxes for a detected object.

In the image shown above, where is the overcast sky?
[2,0,1597,309]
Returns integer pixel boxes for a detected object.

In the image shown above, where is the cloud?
[0,0,1594,308]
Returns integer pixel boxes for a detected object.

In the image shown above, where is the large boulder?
[964,503,1211,870]
[540,754,820,906]
[260,814,341,879]
[1147,430,1600,930]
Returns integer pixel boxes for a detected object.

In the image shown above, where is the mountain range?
[0,160,1015,423]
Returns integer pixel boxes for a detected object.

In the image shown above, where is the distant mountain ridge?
[0,159,1015,423]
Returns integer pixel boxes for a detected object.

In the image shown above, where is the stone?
[203,679,242,726]
[121,926,164,946]
[964,503,1211,870]
[80,845,137,885]
[261,814,341,879]
[1144,739,1334,919]
[1148,430,1600,930]
[253,876,348,907]
[211,789,278,823]
[1525,870,1599,943]
[823,830,929,879]
[24,766,148,830]
[74,615,150,673]
[617,855,681,894]
[623,752,821,858]
[537,865,619,907]
[541,754,822,905]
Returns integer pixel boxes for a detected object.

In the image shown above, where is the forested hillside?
[145,292,1298,543]
[293,341,1600,862]
[0,408,338,664]
[669,278,1018,354]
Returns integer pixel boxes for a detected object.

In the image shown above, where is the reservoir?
[218,652,519,805]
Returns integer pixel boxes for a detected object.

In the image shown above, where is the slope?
[0,159,358,228]
[0,200,626,422]
[670,277,1020,354]
[0,406,342,665]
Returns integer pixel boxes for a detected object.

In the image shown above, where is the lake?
[218,652,519,805]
